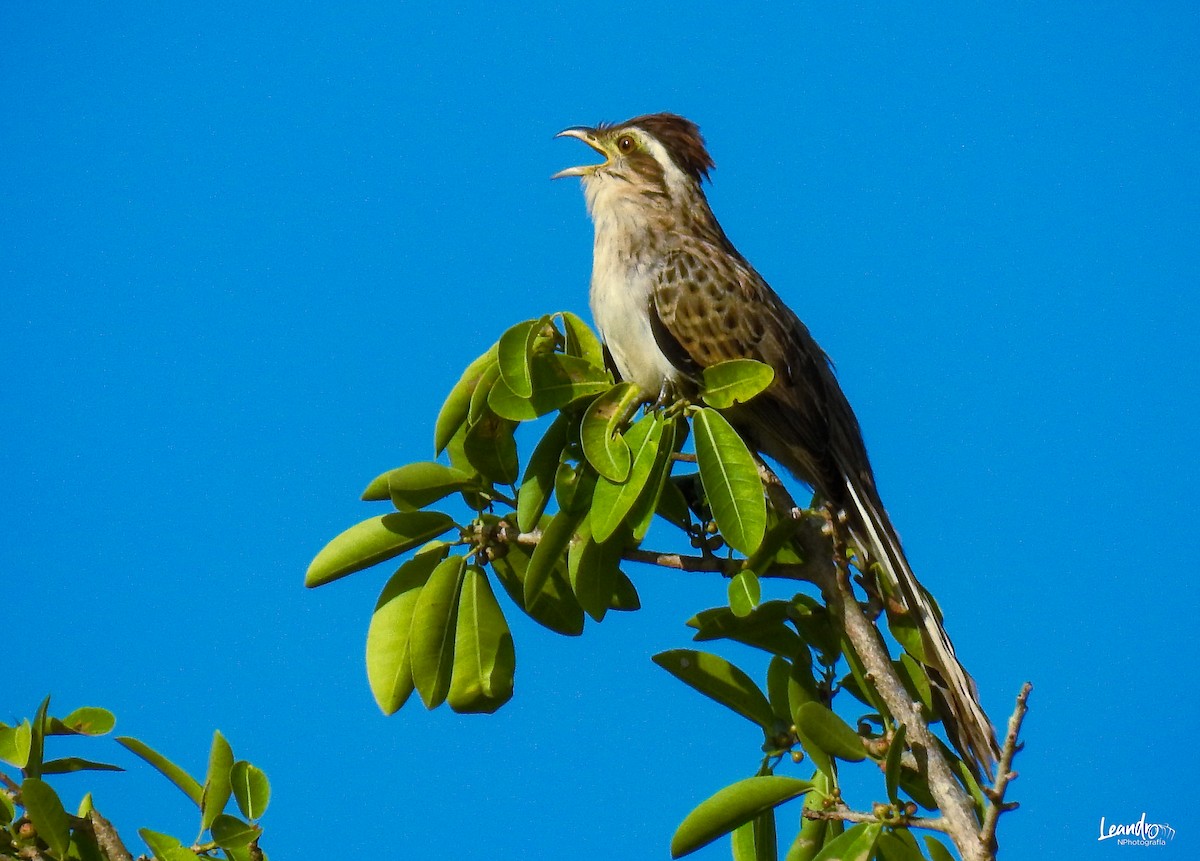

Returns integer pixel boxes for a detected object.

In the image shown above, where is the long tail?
[842,477,1000,778]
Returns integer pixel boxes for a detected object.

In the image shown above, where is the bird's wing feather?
[648,240,1000,776]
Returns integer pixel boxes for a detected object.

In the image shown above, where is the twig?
[803,805,951,835]
[979,683,1033,850]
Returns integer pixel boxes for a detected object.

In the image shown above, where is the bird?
[553,112,999,777]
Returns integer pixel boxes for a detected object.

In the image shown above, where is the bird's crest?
[609,113,715,184]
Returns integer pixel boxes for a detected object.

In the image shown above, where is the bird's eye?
[617,135,635,153]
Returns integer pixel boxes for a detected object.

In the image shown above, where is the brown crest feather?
[609,113,715,184]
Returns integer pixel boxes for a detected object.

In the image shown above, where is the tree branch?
[803,805,951,835]
[980,683,1033,850]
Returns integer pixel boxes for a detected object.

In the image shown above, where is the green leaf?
[523,506,586,605]
[728,570,761,618]
[488,353,610,420]
[898,769,938,811]
[116,736,203,805]
[410,555,467,709]
[40,757,124,774]
[0,719,32,768]
[27,695,49,778]
[653,649,776,732]
[579,382,640,481]
[497,318,542,398]
[201,730,235,831]
[517,412,572,532]
[434,344,499,454]
[139,829,195,861]
[0,788,14,824]
[305,511,456,588]
[366,548,445,715]
[884,724,907,805]
[609,569,641,611]
[688,602,803,656]
[786,770,831,861]
[558,311,605,369]
[49,707,116,736]
[468,361,503,425]
[490,531,585,636]
[765,656,794,725]
[732,807,778,861]
[670,776,812,858]
[701,359,775,409]
[794,702,866,762]
[786,650,821,716]
[383,462,474,512]
[592,412,663,542]
[923,835,957,861]
[875,830,925,861]
[692,407,766,555]
[810,822,880,861]
[447,567,515,714]
[462,412,520,486]
[230,760,270,820]
[566,517,625,622]
[21,778,71,857]
[210,814,261,850]
[554,459,597,515]
[630,414,682,541]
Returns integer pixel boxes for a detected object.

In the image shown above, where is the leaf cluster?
[306,312,993,860]
[0,697,269,861]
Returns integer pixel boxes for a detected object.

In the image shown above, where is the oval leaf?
[229,760,269,820]
[517,412,572,532]
[671,775,811,858]
[794,702,867,762]
[410,555,467,709]
[386,462,473,512]
[53,707,116,736]
[567,518,624,622]
[490,534,585,637]
[693,407,766,555]
[434,344,499,454]
[579,382,640,481]
[201,730,234,830]
[448,568,515,714]
[924,836,957,861]
[366,549,445,714]
[701,359,775,408]
[728,570,761,618]
[523,507,585,605]
[462,413,520,486]
[488,353,610,420]
[306,511,456,588]
[811,822,880,861]
[875,830,926,861]
[497,318,540,398]
[210,814,260,850]
[591,412,663,542]
[653,649,776,731]
[558,311,605,369]
[138,829,195,861]
[21,778,71,858]
[0,721,32,768]
[116,736,202,805]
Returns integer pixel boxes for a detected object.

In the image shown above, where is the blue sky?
[4,3,1197,858]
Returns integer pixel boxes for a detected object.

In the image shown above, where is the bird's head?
[553,113,714,210]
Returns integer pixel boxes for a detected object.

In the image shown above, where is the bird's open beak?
[552,126,608,179]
